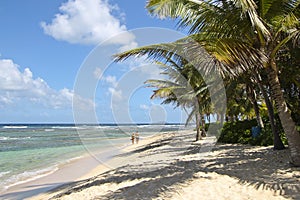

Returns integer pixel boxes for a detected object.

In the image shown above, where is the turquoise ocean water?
[0,124,185,193]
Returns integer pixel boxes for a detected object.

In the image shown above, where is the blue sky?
[0,0,188,124]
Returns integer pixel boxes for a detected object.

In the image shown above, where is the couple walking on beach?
[131,131,139,144]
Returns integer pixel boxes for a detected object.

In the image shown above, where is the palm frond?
[114,34,266,78]
[147,0,269,37]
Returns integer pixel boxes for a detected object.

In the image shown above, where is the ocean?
[0,123,186,193]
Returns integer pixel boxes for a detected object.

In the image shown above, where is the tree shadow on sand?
[203,145,300,199]
[49,136,300,200]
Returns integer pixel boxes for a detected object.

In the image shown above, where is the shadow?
[182,145,202,155]
[42,139,300,200]
[116,137,174,158]
[202,144,300,199]
[51,159,202,199]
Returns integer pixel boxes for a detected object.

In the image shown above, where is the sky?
[0,0,189,124]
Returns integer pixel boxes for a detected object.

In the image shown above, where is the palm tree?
[145,58,212,141]
[253,69,286,150]
[115,0,300,165]
[145,0,300,166]
[253,0,300,164]
[278,43,300,123]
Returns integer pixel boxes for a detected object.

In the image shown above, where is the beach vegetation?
[218,118,288,146]
[114,0,300,166]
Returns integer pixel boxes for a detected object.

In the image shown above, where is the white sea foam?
[0,137,9,140]
[137,125,149,128]
[0,136,31,141]
[95,126,109,129]
[3,126,28,129]
[0,171,10,178]
[1,166,59,191]
[44,129,54,132]
[74,126,87,130]
[6,156,85,194]
[63,156,84,164]
[51,126,76,129]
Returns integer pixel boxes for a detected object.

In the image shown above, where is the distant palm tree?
[145,58,212,141]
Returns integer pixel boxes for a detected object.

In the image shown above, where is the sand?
[4,130,300,200]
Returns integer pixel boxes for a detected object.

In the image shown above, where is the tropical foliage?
[114,0,300,166]
[218,119,288,146]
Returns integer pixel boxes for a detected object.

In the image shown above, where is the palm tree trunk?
[201,115,207,137]
[217,113,220,122]
[195,110,202,141]
[264,92,285,150]
[254,72,285,150]
[268,62,300,166]
[194,99,202,141]
[220,112,225,125]
[246,84,264,128]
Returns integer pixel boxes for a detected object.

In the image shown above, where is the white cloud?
[0,59,93,110]
[0,59,49,93]
[140,104,149,110]
[108,87,122,101]
[118,41,138,52]
[93,67,103,79]
[102,75,124,101]
[103,75,118,88]
[0,93,13,105]
[41,0,135,46]
[73,92,95,111]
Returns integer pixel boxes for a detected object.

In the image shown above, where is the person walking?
[131,132,135,144]
[135,131,139,144]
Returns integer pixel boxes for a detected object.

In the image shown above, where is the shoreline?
[0,154,86,193]
[0,131,171,200]
[2,129,300,200]
[0,150,102,200]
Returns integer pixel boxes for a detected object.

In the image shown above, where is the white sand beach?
[3,130,300,200]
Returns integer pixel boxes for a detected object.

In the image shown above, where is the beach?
[0,124,185,199]
[3,129,298,200]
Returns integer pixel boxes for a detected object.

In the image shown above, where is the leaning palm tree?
[255,0,300,164]
[145,58,212,141]
[145,78,205,141]
[145,0,300,165]
[115,0,300,166]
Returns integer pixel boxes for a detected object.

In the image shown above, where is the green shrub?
[217,119,257,144]
[249,128,273,146]
[217,119,288,146]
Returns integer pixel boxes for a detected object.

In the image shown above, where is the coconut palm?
[278,44,300,123]
[115,0,300,165]
[145,58,212,141]
[251,0,300,164]
[146,0,300,165]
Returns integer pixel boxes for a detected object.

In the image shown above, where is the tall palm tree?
[278,43,300,123]
[253,0,300,164]
[145,0,300,165]
[253,69,286,150]
[115,0,300,165]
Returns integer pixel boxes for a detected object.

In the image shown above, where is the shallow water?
[0,124,185,193]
